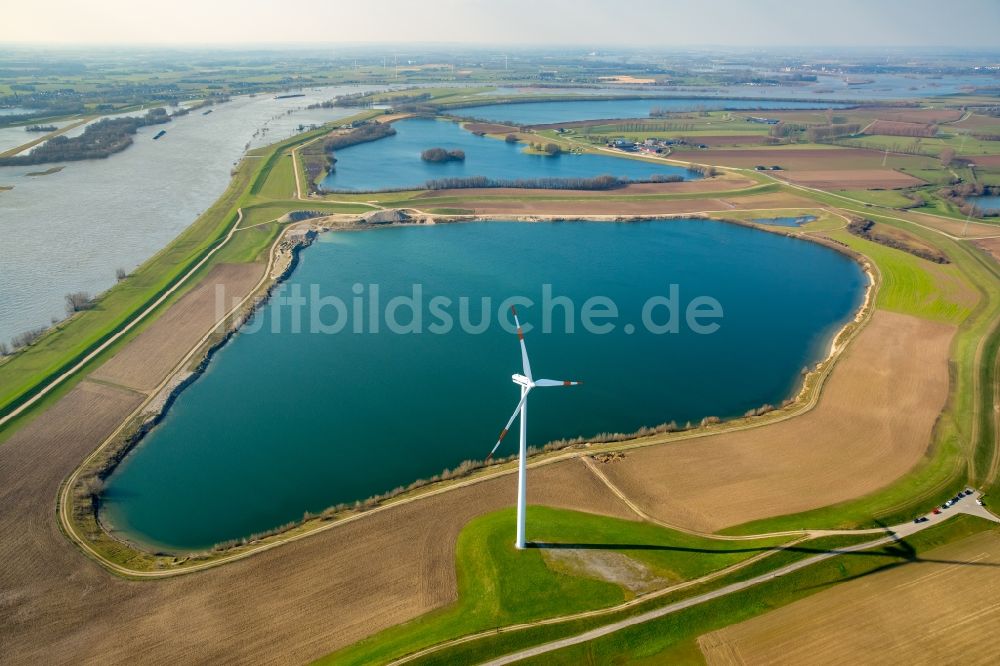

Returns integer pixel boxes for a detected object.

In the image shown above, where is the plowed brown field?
[698,529,1000,665]
[90,263,264,392]
[779,169,924,189]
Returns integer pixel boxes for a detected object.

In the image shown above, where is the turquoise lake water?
[453,98,848,125]
[101,220,865,551]
[319,117,697,191]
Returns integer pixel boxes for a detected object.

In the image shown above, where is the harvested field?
[869,108,964,124]
[599,311,954,533]
[698,529,1000,665]
[778,169,925,189]
[90,263,264,392]
[864,120,936,137]
[973,236,1000,263]
[0,380,144,513]
[905,210,1000,238]
[529,118,645,131]
[965,154,1000,168]
[765,108,961,126]
[670,147,894,170]
[685,135,769,147]
[953,114,1000,132]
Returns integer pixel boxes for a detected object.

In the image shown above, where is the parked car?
[977,499,985,506]
[913,516,929,523]
[933,508,942,514]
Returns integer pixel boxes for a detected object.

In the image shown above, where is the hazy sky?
[4,0,999,48]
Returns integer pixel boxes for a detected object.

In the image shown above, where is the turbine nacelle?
[512,373,532,388]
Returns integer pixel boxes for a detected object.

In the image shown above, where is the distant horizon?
[2,42,1000,54]
[3,0,999,49]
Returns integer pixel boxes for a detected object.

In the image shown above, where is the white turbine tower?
[486,306,581,549]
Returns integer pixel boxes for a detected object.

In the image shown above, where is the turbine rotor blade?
[486,389,530,461]
[511,305,532,381]
[534,378,583,387]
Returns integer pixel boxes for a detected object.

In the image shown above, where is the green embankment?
[826,228,973,324]
[320,506,793,666]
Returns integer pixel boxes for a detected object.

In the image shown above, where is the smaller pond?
[752,215,817,227]
[970,195,1000,213]
[320,117,698,192]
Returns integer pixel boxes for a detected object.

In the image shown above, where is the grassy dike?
[0,111,379,436]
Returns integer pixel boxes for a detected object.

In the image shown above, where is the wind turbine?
[486,306,581,549]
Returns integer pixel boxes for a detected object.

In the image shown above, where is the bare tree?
[65,291,93,315]
[12,327,46,349]
[939,147,956,167]
[0,341,9,356]
[116,267,128,281]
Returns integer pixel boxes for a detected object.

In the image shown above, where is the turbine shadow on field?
[526,536,1000,574]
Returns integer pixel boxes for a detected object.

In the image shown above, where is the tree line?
[0,109,172,166]
[421,147,465,162]
[423,174,684,191]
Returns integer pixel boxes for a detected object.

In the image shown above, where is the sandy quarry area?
[698,528,1000,665]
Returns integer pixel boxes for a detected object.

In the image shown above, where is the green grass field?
[253,151,299,200]
[826,228,974,324]
[320,507,793,666]
[841,133,1000,158]
[835,188,917,208]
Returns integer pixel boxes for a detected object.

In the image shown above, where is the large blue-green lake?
[453,98,848,125]
[102,220,865,551]
[320,117,696,191]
